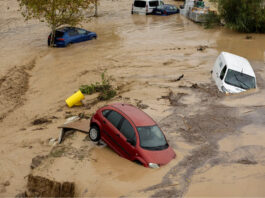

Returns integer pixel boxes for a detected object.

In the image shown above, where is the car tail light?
[146,4,148,13]
[57,38,64,41]
[164,10,167,14]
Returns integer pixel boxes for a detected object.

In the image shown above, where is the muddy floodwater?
[0,0,265,197]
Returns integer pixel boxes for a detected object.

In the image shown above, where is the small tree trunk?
[94,0,98,17]
[50,26,56,47]
[50,0,56,47]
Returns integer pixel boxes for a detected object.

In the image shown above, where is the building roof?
[221,52,256,77]
[111,103,156,127]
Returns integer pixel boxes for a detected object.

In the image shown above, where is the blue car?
[48,27,97,47]
[152,4,179,15]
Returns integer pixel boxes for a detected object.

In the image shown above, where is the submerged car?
[48,27,97,47]
[212,52,257,93]
[132,0,164,15]
[152,4,179,15]
[89,103,176,168]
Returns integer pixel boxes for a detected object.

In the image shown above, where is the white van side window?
[220,65,227,80]
[149,1,159,7]
[134,1,146,7]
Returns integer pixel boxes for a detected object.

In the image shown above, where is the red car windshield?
[137,125,168,150]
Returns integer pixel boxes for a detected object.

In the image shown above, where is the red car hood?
[139,146,176,166]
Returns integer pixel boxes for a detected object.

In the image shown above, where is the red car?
[89,103,176,168]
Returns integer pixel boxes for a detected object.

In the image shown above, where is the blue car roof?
[56,27,74,32]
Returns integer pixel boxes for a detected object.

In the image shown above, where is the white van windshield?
[225,69,256,90]
[134,1,146,7]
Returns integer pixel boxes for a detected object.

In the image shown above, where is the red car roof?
[110,103,156,127]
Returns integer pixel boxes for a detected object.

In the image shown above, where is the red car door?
[117,118,137,160]
[102,110,130,158]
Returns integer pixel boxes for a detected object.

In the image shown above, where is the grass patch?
[80,71,116,101]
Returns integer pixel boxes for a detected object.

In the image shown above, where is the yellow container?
[65,90,85,107]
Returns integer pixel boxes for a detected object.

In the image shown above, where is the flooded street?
[0,0,265,197]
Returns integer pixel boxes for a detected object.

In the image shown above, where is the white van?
[212,52,257,93]
[132,0,164,15]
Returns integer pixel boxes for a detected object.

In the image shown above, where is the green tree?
[212,0,265,33]
[17,0,94,46]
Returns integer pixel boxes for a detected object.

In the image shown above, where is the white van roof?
[221,52,255,77]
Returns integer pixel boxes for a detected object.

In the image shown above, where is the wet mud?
[0,0,265,197]
[146,83,265,197]
[0,60,35,121]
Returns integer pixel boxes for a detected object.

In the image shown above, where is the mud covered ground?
[0,0,265,197]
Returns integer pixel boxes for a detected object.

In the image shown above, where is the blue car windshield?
[157,4,176,10]
[157,5,164,9]
[167,5,177,10]
[137,125,168,150]
[225,69,256,90]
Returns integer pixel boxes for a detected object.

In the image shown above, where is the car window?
[102,109,111,118]
[149,1,159,7]
[55,31,64,38]
[220,65,227,80]
[77,29,87,34]
[225,69,256,89]
[106,111,123,128]
[168,5,176,10]
[134,1,146,7]
[120,119,136,145]
[137,125,168,150]
[68,30,79,36]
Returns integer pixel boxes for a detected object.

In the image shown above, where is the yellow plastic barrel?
[65,90,85,107]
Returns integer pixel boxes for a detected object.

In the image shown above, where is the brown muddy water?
[0,0,265,197]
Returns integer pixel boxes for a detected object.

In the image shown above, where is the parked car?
[152,4,179,15]
[48,27,97,47]
[131,0,164,15]
[212,52,257,93]
[89,103,176,168]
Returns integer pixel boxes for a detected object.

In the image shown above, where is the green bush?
[204,11,221,29]
[80,71,116,101]
[215,0,265,33]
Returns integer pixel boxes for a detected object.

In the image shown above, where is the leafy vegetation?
[80,71,116,101]
[17,0,94,46]
[204,11,221,29]
[211,0,265,33]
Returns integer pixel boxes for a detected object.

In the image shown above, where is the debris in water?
[236,159,257,165]
[65,90,84,108]
[160,91,187,106]
[31,155,47,169]
[58,119,90,144]
[49,138,58,146]
[197,45,208,51]
[31,118,52,125]
[136,100,149,109]
[191,83,199,89]
[170,74,184,82]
